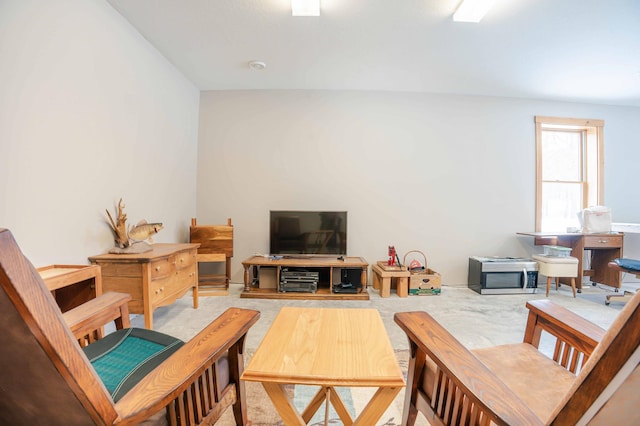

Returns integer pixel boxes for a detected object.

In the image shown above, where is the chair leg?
[606,290,636,305]
[229,339,250,425]
[570,278,576,298]
[546,276,552,297]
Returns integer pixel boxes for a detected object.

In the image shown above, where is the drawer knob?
[155,266,161,271]
[599,239,608,243]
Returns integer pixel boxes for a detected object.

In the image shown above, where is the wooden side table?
[242,307,404,425]
[371,262,410,297]
[38,264,102,312]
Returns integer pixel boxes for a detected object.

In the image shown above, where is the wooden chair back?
[189,217,233,257]
[0,228,116,424]
[552,289,640,424]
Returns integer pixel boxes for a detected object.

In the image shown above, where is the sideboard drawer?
[174,264,197,292]
[100,262,141,278]
[175,249,197,270]
[583,235,623,248]
[150,274,172,304]
[151,257,176,280]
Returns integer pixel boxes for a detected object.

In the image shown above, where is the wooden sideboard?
[241,255,369,300]
[89,243,199,329]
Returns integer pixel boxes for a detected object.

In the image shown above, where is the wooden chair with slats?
[0,228,259,425]
[395,291,640,425]
[190,218,233,304]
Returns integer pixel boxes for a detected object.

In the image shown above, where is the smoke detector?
[248,60,267,70]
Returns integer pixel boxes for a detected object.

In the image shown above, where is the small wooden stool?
[371,262,410,298]
[532,254,578,298]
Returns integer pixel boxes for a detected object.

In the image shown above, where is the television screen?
[270,211,347,256]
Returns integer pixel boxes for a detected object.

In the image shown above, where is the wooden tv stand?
[241,255,369,300]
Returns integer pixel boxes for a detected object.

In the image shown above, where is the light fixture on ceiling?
[291,0,320,16]
[248,60,267,70]
[453,0,495,23]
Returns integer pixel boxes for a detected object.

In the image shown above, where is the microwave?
[468,256,538,295]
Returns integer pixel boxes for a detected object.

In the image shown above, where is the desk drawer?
[583,235,623,248]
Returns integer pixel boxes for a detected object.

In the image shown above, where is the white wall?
[0,1,200,266]
[197,91,640,285]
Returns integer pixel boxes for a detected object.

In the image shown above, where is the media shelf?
[241,255,369,300]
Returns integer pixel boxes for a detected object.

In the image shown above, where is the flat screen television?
[270,210,347,256]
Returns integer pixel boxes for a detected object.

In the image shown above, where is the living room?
[2,1,639,283]
[1,1,640,424]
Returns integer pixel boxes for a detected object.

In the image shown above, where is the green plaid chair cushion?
[83,328,184,402]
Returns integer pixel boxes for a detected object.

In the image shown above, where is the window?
[535,116,604,232]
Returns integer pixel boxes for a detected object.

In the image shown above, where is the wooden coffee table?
[241,307,404,425]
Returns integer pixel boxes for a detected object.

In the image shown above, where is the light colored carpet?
[123,281,635,425]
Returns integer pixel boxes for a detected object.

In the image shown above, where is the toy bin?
[543,245,572,257]
[403,250,442,295]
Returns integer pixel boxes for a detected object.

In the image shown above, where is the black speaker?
[341,268,361,287]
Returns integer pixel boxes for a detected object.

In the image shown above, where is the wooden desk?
[518,232,624,291]
[89,243,199,329]
[38,264,102,312]
[241,307,404,425]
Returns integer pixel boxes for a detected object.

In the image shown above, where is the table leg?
[301,386,354,425]
[381,277,391,298]
[302,386,329,422]
[372,270,380,290]
[262,382,306,425]
[193,280,198,309]
[328,386,354,425]
[323,388,330,426]
[243,264,251,292]
[353,386,401,425]
[397,277,408,297]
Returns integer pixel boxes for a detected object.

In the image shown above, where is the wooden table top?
[242,307,404,387]
[88,243,200,263]
[241,255,367,268]
[37,264,101,291]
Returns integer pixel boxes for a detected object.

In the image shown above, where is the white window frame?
[535,116,605,232]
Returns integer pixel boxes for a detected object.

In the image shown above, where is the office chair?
[606,258,640,305]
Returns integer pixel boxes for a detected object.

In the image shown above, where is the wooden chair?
[395,291,640,425]
[190,218,234,303]
[0,228,260,425]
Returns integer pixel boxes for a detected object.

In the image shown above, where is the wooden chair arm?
[394,311,544,426]
[63,291,131,346]
[114,307,260,424]
[524,299,605,360]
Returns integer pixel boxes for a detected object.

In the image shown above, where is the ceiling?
[107,0,640,107]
